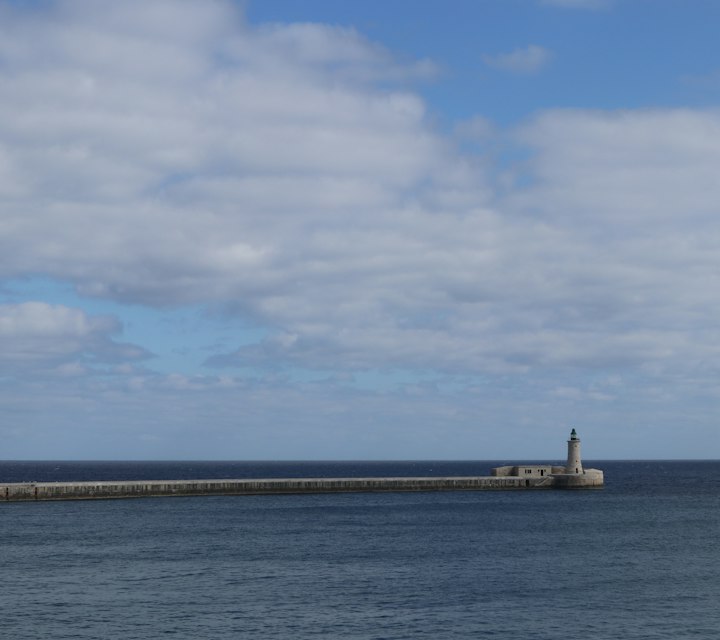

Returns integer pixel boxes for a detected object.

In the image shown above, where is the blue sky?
[2,0,720,459]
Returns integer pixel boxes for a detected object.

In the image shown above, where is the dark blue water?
[2,461,720,639]
[0,460,496,483]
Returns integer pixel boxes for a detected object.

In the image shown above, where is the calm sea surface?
[2,460,720,639]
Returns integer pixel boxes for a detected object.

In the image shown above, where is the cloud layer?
[1,1,720,457]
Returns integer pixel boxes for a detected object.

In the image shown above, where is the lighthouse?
[491,428,602,486]
[565,428,583,474]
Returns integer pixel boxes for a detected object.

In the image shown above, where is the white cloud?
[0,301,98,337]
[0,302,149,374]
[454,116,496,140]
[482,45,552,74]
[515,108,720,223]
[251,22,439,82]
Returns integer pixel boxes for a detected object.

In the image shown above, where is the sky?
[2,0,720,460]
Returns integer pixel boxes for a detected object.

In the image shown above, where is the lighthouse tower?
[565,428,583,474]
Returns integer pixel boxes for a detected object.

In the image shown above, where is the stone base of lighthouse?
[550,468,604,488]
[491,429,604,488]
[490,466,604,488]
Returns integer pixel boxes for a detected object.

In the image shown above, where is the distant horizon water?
[2,458,719,485]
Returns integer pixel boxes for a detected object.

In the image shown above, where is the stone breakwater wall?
[552,469,604,488]
[1,474,602,502]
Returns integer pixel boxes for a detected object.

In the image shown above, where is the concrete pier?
[0,430,603,502]
[1,475,563,502]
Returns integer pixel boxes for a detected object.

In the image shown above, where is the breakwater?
[0,475,572,502]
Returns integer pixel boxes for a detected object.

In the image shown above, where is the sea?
[2,460,720,639]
